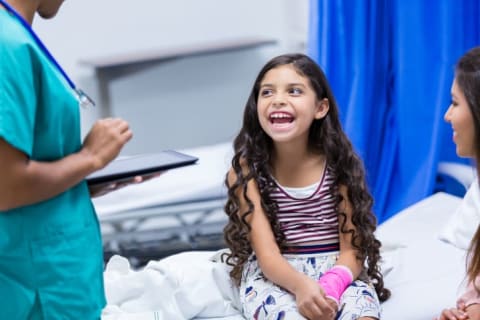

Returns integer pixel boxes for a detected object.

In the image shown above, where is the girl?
[437,46,480,320]
[223,53,390,320]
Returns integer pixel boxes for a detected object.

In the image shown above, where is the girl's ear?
[315,98,329,119]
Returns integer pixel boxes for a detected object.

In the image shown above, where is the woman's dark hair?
[222,53,390,301]
[455,46,480,286]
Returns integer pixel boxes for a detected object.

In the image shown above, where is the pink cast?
[318,265,354,305]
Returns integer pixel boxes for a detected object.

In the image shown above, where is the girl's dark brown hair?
[222,53,390,302]
[455,46,480,286]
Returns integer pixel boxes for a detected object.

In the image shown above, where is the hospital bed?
[97,146,475,318]
[101,190,471,319]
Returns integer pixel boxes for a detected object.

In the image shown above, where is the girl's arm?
[335,185,363,277]
[0,118,132,210]
[228,168,336,319]
[316,185,362,306]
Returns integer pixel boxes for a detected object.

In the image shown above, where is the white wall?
[34,0,310,154]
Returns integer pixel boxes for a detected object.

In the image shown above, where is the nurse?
[0,0,132,318]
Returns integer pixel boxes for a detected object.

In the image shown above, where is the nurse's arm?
[0,138,97,210]
[0,118,132,211]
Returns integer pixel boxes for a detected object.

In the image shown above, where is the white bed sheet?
[102,251,244,320]
[377,192,467,319]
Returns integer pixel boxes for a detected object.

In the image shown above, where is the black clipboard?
[86,150,198,186]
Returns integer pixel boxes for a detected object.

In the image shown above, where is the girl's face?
[444,79,475,158]
[256,64,328,145]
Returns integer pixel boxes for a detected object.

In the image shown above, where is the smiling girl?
[223,53,390,320]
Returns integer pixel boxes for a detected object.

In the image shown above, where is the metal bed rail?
[99,195,228,266]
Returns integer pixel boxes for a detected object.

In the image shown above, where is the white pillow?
[438,180,480,250]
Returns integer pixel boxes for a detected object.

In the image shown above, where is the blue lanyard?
[0,0,95,108]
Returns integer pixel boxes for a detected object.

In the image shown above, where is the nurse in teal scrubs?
[0,0,134,319]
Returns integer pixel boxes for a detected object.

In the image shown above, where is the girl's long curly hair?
[223,53,390,302]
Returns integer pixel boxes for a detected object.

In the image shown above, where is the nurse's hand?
[89,172,164,198]
[81,118,133,171]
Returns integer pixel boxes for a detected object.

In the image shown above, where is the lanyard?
[0,0,95,108]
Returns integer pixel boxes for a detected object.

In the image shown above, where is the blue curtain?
[308,0,480,223]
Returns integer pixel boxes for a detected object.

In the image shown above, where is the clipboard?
[86,150,198,186]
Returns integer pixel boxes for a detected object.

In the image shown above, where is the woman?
[0,0,134,318]
[438,46,480,320]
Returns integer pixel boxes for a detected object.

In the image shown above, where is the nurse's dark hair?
[455,46,480,287]
[222,53,390,302]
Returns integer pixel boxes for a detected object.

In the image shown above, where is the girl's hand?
[295,274,337,320]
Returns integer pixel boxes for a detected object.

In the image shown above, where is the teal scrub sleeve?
[0,38,37,157]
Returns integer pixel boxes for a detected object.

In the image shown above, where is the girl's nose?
[272,94,286,107]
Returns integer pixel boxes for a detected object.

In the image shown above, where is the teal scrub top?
[0,10,106,319]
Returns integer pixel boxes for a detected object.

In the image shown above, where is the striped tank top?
[270,166,340,251]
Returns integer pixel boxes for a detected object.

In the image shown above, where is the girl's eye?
[451,100,458,107]
[290,87,303,95]
[260,89,273,96]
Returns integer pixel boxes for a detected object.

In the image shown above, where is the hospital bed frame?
[100,194,228,266]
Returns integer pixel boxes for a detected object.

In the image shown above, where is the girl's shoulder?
[226,158,257,189]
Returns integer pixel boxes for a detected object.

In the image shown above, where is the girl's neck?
[271,139,313,165]
[271,144,325,187]
[272,138,309,157]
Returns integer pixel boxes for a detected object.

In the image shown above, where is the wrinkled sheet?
[102,250,244,320]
